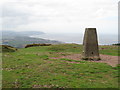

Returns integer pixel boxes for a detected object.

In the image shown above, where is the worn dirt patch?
[50,54,119,67]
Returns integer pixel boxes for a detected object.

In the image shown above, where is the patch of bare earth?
[50,54,119,67]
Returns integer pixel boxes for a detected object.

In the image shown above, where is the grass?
[99,45,119,56]
[2,44,119,88]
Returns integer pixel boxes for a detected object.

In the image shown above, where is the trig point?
[82,28,100,60]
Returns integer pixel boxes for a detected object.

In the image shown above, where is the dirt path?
[51,54,119,67]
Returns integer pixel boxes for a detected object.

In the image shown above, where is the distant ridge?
[2,30,64,48]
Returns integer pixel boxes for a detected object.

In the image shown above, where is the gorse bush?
[112,43,120,46]
[1,45,17,52]
[25,43,52,48]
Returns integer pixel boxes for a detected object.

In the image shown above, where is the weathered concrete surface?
[83,28,100,60]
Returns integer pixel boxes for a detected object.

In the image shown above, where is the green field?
[2,44,120,88]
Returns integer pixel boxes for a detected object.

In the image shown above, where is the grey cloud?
[0,0,118,34]
[2,4,30,17]
[2,16,29,29]
[1,3,32,29]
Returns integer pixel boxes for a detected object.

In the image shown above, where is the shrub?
[0,45,17,52]
[25,43,52,48]
[112,43,120,46]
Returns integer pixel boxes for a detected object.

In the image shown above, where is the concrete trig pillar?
[82,28,100,60]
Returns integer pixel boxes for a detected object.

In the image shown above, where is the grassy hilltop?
[2,44,120,88]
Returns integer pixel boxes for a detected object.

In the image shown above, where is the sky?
[0,0,119,34]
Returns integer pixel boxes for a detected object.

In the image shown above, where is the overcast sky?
[0,0,119,34]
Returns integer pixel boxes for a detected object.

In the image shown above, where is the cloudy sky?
[1,0,119,34]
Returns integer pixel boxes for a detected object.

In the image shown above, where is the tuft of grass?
[40,55,49,60]
[48,45,65,52]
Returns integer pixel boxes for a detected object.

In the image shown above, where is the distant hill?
[2,30,64,48]
[3,36,63,48]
